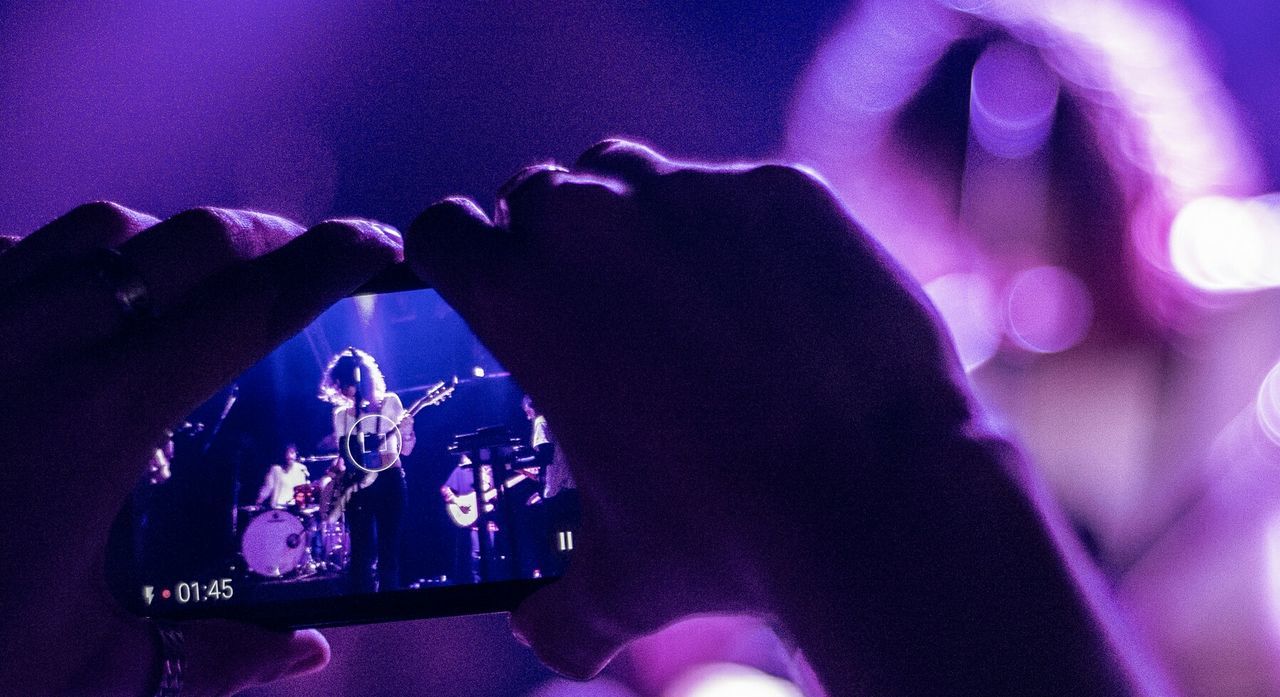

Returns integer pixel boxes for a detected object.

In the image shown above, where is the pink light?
[1258,361,1280,447]
[1005,265,1093,354]
[970,41,1061,159]
[1170,195,1280,292]
[664,664,802,697]
[924,272,1001,371]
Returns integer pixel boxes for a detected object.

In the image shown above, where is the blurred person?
[785,2,1280,694]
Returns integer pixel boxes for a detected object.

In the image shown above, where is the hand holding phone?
[0,204,400,695]
[405,140,973,680]
[406,140,1144,696]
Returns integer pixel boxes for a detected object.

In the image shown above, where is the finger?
[511,568,634,680]
[117,207,303,316]
[405,197,511,310]
[0,235,19,255]
[573,139,680,183]
[77,219,399,509]
[494,163,565,228]
[0,208,303,366]
[496,167,629,239]
[181,621,329,697]
[110,217,401,437]
[0,201,158,289]
[511,546,674,682]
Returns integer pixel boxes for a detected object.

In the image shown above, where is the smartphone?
[106,264,578,629]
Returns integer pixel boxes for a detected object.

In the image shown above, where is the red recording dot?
[161,589,171,599]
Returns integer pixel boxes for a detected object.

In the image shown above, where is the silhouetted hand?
[405,140,1149,697]
[0,202,400,696]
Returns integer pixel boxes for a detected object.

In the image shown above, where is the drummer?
[255,444,312,509]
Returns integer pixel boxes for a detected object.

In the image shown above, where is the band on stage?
[129,346,580,597]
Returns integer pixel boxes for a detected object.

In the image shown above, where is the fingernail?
[284,630,330,677]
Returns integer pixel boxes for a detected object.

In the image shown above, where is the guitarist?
[320,347,411,593]
[440,454,502,582]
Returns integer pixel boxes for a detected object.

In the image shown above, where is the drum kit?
[238,476,350,580]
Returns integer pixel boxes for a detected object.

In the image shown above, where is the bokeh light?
[970,41,1061,159]
[1005,265,1094,353]
[924,272,1002,371]
[663,664,802,697]
[1257,360,1280,447]
[1169,194,1280,292]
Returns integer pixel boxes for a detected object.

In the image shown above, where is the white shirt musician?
[332,391,406,470]
[524,398,575,499]
[256,445,311,508]
[319,347,409,593]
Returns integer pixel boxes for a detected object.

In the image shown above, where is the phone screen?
[107,279,577,627]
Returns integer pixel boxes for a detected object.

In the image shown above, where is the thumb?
[511,569,630,681]
[181,620,329,697]
[511,552,678,681]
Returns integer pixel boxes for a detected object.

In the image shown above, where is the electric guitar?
[327,379,456,522]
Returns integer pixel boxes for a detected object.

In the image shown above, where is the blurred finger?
[512,545,673,681]
[181,621,329,697]
[0,235,18,255]
[0,201,158,289]
[573,139,679,183]
[0,208,302,366]
[511,568,633,680]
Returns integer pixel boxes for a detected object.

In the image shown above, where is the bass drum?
[241,509,307,577]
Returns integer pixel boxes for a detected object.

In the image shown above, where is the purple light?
[1170,195,1280,292]
[970,41,1061,159]
[924,272,1002,371]
[529,677,636,697]
[1258,361,1280,447]
[1005,265,1094,354]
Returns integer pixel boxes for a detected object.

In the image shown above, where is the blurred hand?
[406,140,981,680]
[0,202,400,696]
